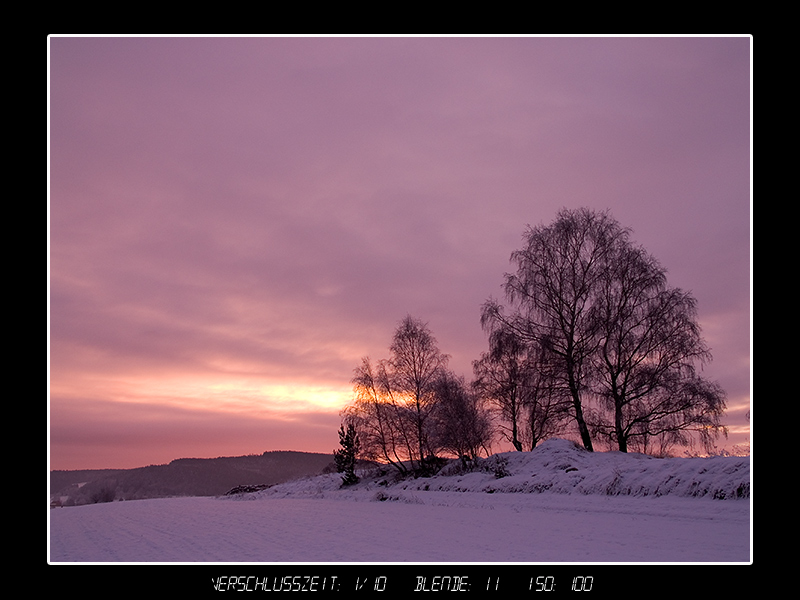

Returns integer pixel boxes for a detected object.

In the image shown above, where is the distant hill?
[50,451,335,506]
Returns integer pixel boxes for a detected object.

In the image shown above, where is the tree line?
[337,208,727,481]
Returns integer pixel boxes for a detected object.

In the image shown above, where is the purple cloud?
[49,36,751,469]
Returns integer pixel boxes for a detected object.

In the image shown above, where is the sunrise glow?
[49,35,750,471]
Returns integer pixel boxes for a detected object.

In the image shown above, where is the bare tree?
[344,316,449,474]
[482,208,630,451]
[388,315,450,472]
[431,371,493,461]
[519,342,572,450]
[473,326,570,452]
[483,208,727,454]
[345,357,411,474]
[472,327,529,451]
[590,246,727,452]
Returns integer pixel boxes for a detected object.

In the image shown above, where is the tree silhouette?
[482,208,726,453]
[482,208,628,450]
[334,423,360,486]
[430,371,493,460]
[388,315,450,471]
[344,315,450,474]
[590,243,727,453]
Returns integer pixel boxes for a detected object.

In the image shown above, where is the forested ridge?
[50,451,334,505]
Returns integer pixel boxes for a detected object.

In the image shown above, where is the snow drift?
[247,439,750,502]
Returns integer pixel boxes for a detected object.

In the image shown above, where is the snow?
[48,439,751,564]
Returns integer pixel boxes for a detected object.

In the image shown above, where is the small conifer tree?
[334,423,360,486]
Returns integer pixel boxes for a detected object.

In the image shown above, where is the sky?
[48,35,751,471]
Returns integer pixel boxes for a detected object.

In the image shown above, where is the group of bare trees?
[480,208,727,456]
[342,316,492,476]
[472,328,564,452]
[340,208,728,475]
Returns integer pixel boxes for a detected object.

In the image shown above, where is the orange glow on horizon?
[50,371,352,416]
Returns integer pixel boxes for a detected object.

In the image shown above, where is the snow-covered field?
[48,440,751,564]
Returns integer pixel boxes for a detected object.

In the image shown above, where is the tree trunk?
[567,366,593,452]
[511,406,522,451]
[615,402,627,453]
[572,393,594,452]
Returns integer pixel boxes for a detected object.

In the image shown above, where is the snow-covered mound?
[245,439,749,503]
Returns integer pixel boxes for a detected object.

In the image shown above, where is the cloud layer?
[49,36,751,469]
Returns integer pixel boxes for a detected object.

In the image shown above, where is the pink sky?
[48,36,751,470]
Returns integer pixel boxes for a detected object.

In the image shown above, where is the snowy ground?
[48,440,751,564]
